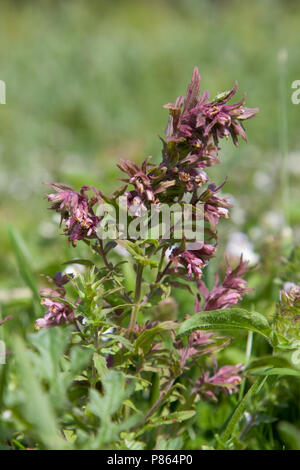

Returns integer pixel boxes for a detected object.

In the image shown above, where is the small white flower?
[287,152,300,175]
[38,221,56,239]
[262,211,284,231]
[283,282,297,293]
[101,327,114,343]
[223,194,245,226]
[253,171,272,191]
[2,410,12,420]
[165,245,176,261]
[62,264,85,277]
[281,226,293,240]
[248,226,263,241]
[227,232,259,265]
[114,244,129,257]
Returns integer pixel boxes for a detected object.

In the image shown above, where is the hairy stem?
[98,239,112,270]
[143,259,172,305]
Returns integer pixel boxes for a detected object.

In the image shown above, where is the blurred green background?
[1,0,300,450]
[0,0,300,301]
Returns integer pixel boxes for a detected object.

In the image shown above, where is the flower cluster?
[178,330,231,369]
[197,256,252,311]
[164,67,258,151]
[36,272,75,328]
[38,68,259,419]
[45,183,102,246]
[159,68,258,197]
[280,283,300,309]
[201,183,232,231]
[274,282,300,341]
[170,243,216,283]
[117,157,177,212]
[45,68,257,290]
[193,362,244,401]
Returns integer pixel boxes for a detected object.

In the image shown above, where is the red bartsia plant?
[37,68,259,426]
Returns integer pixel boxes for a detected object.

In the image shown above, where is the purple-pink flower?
[164,67,258,151]
[171,243,216,282]
[178,330,230,368]
[36,298,74,329]
[117,157,177,209]
[193,362,244,401]
[198,256,252,311]
[45,183,102,245]
[118,158,156,204]
[36,271,74,329]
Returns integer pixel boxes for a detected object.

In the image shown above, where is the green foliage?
[217,377,266,449]
[13,335,68,450]
[8,226,41,316]
[277,422,300,450]
[177,308,273,341]
[1,0,300,452]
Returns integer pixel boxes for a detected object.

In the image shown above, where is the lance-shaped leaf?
[13,335,68,450]
[9,226,41,315]
[146,410,195,428]
[176,308,272,341]
[217,376,266,449]
[133,322,177,355]
[251,367,300,377]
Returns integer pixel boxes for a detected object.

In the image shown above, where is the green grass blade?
[8,226,41,315]
[217,376,266,449]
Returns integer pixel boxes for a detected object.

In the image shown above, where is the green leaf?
[147,410,195,427]
[136,410,196,436]
[104,334,134,352]
[125,375,152,391]
[278,421,300,450]
[8,226,41,315]
[89,370,133,420]
[116,240,157,267]
[93,353,108,378]
[123,399,142,414]
[156,436,184,450]
[251,367,300,377]
[177,308,272,341]
[28,327,69,382]
[63,259,96,267]
[217,376,266,449]
[117,432,145,450]
[64,430,77,444]
[13,335,68,449]
[133,322,177,355]
[246,355,293,371]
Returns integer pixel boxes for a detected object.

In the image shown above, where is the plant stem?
[145,377,175,421]
[143,260,172,305]
[239,330,253,400]
[98,239,112,270]
[128,264,144,332]
[218,376,267,449]
[91,328,99,387]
